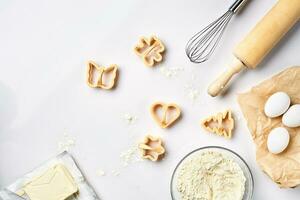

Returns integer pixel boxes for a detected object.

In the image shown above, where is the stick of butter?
[21,164,78,200]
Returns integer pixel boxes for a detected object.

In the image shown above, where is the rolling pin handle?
[208,57,246,97]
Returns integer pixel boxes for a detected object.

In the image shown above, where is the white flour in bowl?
[176,151,246,200]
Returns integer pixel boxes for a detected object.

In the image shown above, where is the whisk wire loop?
[191,12,233,61]
[186,10,234,63]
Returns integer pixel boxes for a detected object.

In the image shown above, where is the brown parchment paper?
[238,66,300,188]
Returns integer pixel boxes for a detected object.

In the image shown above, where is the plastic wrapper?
[0,189,25,200]
[238,66,300,188]
[0,151,100,199]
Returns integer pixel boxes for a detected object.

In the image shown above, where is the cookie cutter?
[138,135,165,161]
[150,102,181,128]
[201,110,235,138]
[86,61,118,89]
[134,36,165,67]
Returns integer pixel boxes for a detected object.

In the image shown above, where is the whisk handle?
[208,57,245,97]
[229,0,249,13]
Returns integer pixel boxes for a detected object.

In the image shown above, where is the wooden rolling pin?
[208,0,300,97]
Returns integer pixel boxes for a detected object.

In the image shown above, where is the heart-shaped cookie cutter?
[201,110,234,138]
[86,61,118,89]
[138,135,165,161]
[150,102,181,128]
[134,36,165,67]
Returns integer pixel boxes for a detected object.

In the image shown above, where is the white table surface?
[0,0,299,199]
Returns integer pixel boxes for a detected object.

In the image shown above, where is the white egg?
[282,104,300,128]
[267,127,290,154]
[264,92,290,118]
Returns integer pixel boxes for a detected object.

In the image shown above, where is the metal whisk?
[186,0,249,63]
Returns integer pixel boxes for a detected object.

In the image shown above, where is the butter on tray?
[21,164,78,200]
[3,151,100,200]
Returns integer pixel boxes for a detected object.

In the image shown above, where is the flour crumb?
[159,66,184,78]
[96,169,106,177]
[235,113,242,121]
[122,113,138,125]
[58,133,76,151]
[111,169,121,176]
[184,84,200,103]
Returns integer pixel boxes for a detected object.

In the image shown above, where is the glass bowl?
[170,146,254,200]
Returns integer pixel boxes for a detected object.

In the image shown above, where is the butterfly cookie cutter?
[134,36,165,67]
[86,61,118,89]
[150,102,181,129]
[138,135,165,161]
[201,110,235,138]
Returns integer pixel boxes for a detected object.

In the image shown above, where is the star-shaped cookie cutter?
[201,110,235,138]
[150,102,181,129]
[86,61,118,89]
[134,36,165,67]
[138,135,165,161]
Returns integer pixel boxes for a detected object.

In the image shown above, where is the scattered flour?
[109,143,143,177]
[96,169,106,177]
[111,169,121,176]
[58,133,76,152]
[99,113,143,177]
[159,66,184,78]
[120,143,143,167]
[184,84,200,103]
[122,113,138,125]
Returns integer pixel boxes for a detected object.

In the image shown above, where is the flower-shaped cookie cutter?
[201,110,234,138]
[150,102,181,129]
[134,36,165,67]
[86,61,118,89]
[138,135,165,161]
